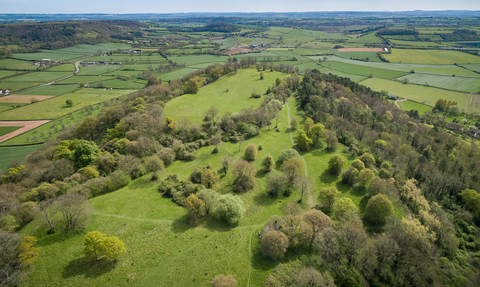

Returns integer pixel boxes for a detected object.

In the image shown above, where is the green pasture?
[17,84,80,96]
[0,126,21,136]
[0,59,37,70]
[361,78,471,111]
[87,54,167,63]
[389,40,444,47]
[464,64,480,73]
[0,89,133,120]
[334,50,382,62]
[349,32,382,44]
[0,70,17,79]
[77,65,124,76]
[322,61,407,79]
[0,105,104,146]
[293,48,332,56]
[0,145,42,171]
[168,55,229,66]
[158,68,199,82]
[102,79,145,89]
[13,43,129,61]
[321,68,368,82]
[397,74,480,93]
[46,64,76,72]
[0,102,27,113]
[384,49,480,64]
[104,70,141,77]
[165,69,285,123]
[212,37,238,49]
[0,82,42,92]
[3,71,72,82]
[57,75,115,84]
[396,100,433,115]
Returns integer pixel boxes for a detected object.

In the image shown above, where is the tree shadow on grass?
[253,191,279,207]
[34,229,85,248]
[170,214,192,233]
[319,170,337,185]
[256,169,268,179]
[62,257,117,279]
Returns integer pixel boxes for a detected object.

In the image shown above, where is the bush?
[261,230,289,260]
[365,194,394,224]
[84,231,126,261]
[261,154,275,172]
[278,148,300,164]
[0,215,19,232]
[144,155,165,173]
[16,202,38,225]
[357,169,375,188]
[351,159,365,171]
[81,166,100,179]
[244,144,257,161]
[211,275,237,287]
[302,209,334,232]
[318,187,339,212]
[266,173,288,196]
[232,160,257,192]
[211,194,246,225]
[157,148,175,166]
[328,154,346,175]
[341,166,359,185]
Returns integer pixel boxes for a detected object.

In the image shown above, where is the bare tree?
[0,231,24,286]
[295,176,312,203]
[56,192,92,232]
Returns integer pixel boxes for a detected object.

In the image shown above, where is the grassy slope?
[361,78,471,111]
[322,61,407,80]
[0,144,41,171]
[3,71,72,82]
[21,70,381,287]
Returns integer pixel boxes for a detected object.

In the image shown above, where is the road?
[395,97,408,108]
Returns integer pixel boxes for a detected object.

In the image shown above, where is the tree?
[184,194,206,225]
[17,236,39,267]
[220,155,232,174]
[56,192,92,232]
[261,230,289,260]
[295,130,313,151]
[326,131,338,150]
[302,209,333,233]
[328,154,346,175]
[351,159,365,171]
[211,275,237,287]
[197,189,220,215]
[309,123,325,146]
[293,267,336,287]
[261,154,275,173]
[318,187,340,212]
[84,231,126,261]
[65,99,73,107]
[357,169,374,188]
[244,144,257,161]
[75,116,99,141]
[341,166,359,186]
[290,118,299,130]
[278,148,300,164]
[359,153,375,168]
[73,140,100,168]
[0,231,24,287]
[365,194,394,224]
[81,166,99,179]
[281,157,304,184]
[333,198,358,218]
[459,189,480,217]
[232,160,257,192]
[201,169,219,189]
[211,194,246,225]
[0,215,19,232]
[401,179,429,213]
[266,173,288,196]
[16,201,38,225]
[295,176,312,203]
[146,75,160,86]
[304,117,314,135]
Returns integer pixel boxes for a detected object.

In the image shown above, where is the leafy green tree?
[290,118,299,130]
[357,169,375,188]
[16,202,38,225]
[318,187,340,212]
[17,236,39,267]
[261,230,289,260]
[84,231,126,261]
[201,169,219,189]
[278,148,300,164]
[184,194,206,225]
[326,131,338,150]
[146,75,160,86]
[365,194,394,224]
[266,173,288,196]
[103,236,126,261]
[302,209,333,232]
[211,194,246,225]
[341,166,359,185]
[295,130,313,151]
[65,99,73,107]
[261,154,275,173]
[359,153,375,168]
[197,189,220,215]
[73,141,100,168]
[293,267,336,287]
[0,215,19,232]
[328,154,346,175]
[309,123,325,146]
[303,117,314,135]
[244,144,257,161]
[333,198,358,218]
[75,116,99,141]
[459,189,480,217]
[351,159,365,171]
[81,166,99,179]
[281,157,304,184]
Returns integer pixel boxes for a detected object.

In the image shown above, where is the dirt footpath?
[0,120,50,143]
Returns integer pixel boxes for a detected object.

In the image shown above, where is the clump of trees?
[84,231,126,261]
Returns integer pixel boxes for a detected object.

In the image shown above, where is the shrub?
[157,148,175,166]
[280,157,304,184]
[333,198,358,218]
[261,230,289,260]
[16,202,38,225]
[341,166,359,185]
[201,169,219,189]
[302,209,334,232]
[266,173,288,196]
[244,144,257,161]
[278,149,300,164]
[232,160,257,192]
[351,159,365,171]
[84,231,126,261]
[357,169,375,188]
[328,154,346,175]
[0,215,19,232]
[211,275,237,287]
[318,187,340,212]
[261,154,275,173]
[211,194,246,225]
[81,166,100,179]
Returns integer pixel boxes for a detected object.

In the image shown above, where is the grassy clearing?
[46,64,76,72]
[0,144,41,170]
[17,85,80,96]
[361,78,471,111]
[0,126,21,136]
[385,49,480,64]
[3,71,72,82]
[396,100,433,115]
[165,69,285,123]
[0,59,37,70]
[397,74,480,93]
[0,70,17,78]
[322,61,407,79]
[0,89,133,120]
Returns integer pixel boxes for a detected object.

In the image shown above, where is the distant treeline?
[440,29,480,41]
[0,20,146,52]
[168,22,241,33]
[376,28,419,36]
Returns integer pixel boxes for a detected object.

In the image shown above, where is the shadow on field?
[253,191,278,207]
[34,230,84,247]
[319,170,337,185]
[170,214,192,233]
[62,257,117,279]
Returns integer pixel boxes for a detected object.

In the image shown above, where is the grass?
[157,67,198,82]
[334,51,382,62]
[384,49,480,64]
[322,61,407,79]
[0,59,37,70]
[0,126,21,136]
[361,78,471,111]
[77,65,124,76]
[168,55,229,66]
[0,82,42,92]
[0,145,41,171]
[0,70,17,79]
[46,65,76,72]
[0,89,134,120]
[164,68,285,123]
[57,75,115,84]
[102,79,145,89]
[17,85,80,96]
[3,71,72,82]
[13,43,129,61]
[396,100,432,115]
[397,74,480,93]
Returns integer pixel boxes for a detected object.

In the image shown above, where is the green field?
[396,100,433,115]
[165,68,285,123]
[168,55,229,66]
[0,144,41,171]
[77,65,124,76]
[102,79,145,89]
[158,67,200,81]
[322,61,407,79]
[57,75,115,84]
[3,71,72,82]
[334,51,382,62]
[361,78,471,111]
[46,64,76,72]
[13,43,130,61]
[0,89,134,120]
[397,74,480,93]
[292,48,332,56]
[384,49,480,64]
[17,84,80,96]
[0,81,42,92]
[0,70,17,78]
[0,126,21,136]
[0,59,37,70]
[464,64,480,73]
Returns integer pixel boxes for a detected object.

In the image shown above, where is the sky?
[1,0,479,14]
